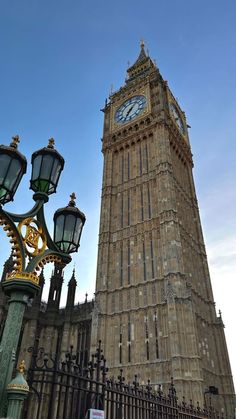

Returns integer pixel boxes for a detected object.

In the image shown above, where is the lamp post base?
[0,279,40,416]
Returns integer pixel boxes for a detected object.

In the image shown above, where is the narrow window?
[119,325,122,364]
[121,193,124,228]
[150,239,155,279]
[140,187,144,221]
[143,241,147,281]
[120,247,123,286]
[143,286,147,305]
[77,330,82,365]
[128,317,131,363]
[128,318,131,341]
[145,316,149,360]
[127,241,131,284]
[154,313,159,359]
[156,339,159,359]
[139,144,142,175]
[121,153,124,183]
[77,328,86,367]
[145,316,149,338]
[128,343,131,363]
[127,151,130,180]
[147,183,151,218]
[146,341,150,361]
[127,190,131,226]
[145,143,149,173]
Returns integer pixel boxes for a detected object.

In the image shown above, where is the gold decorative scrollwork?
[0,214,23,273]
[1,213,66,285]
[32,254,63,276]
[18,217,47,257]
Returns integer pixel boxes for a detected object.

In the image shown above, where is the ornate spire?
[33,268,45,306]
[126,41,155,84]
[66,268,77,309]
[134,39,147,64]
[1,252,14,282]
[69,268,76,285]
[47,262,64,311]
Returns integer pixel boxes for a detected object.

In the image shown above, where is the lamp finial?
[18,360,26,374]
[69,192,76,206]
[48,138,55,149]
[10,135,20,149]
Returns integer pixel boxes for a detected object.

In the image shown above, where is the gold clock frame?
[110,86,151,132]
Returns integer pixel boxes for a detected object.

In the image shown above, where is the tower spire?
[1,252,14,282]
[66,268,77,309]
[33,268,45,306]
[134,39,147,64]
[126,41,155,83]
[47,263,64,311]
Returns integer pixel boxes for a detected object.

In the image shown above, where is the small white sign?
[88,409,104,419]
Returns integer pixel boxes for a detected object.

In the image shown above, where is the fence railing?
[23,340,223,419]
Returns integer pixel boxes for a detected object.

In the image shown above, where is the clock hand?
[125,105,134,118]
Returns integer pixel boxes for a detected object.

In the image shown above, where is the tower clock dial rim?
[114,94,147,125]
[169,102,185,134]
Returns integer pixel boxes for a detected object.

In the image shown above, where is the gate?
[23,341,222,419]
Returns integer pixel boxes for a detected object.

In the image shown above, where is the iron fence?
[23,341,223,419]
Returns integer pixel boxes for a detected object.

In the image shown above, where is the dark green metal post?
[0,280,39,416]
[6,361,29,419]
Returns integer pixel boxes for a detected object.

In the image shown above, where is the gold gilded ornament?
[18,360,26,374]
[18,217,47,256]
[0,214,23,272]
[6,271,39,285]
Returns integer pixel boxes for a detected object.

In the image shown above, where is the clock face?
[115,95,147,125]
[170,103,185,134]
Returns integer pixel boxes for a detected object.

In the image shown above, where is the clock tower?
[91,43,235,413]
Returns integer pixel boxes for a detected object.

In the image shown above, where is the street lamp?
[0,136,85,416]
[30,138,64,195]
[0,136,27,204]
[54,192,86,253]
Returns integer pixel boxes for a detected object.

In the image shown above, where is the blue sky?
[0,0,236,384]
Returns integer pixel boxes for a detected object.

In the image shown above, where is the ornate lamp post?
[0,136,85,415]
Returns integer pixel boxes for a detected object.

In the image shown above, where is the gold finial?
[10,135,20,149]
[18,360,26,374]
[48,138,55,148]
[140,39,145,49]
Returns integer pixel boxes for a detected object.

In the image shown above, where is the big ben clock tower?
[91,42,235,413]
